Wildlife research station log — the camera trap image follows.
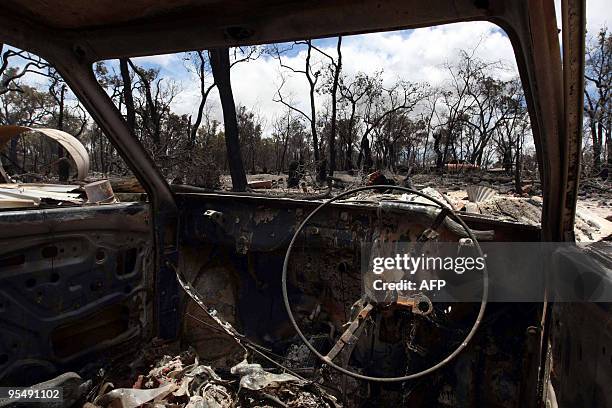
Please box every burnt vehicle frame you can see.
[0,0,606,407]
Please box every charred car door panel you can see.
[0,203,153,386]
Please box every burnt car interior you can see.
[0,0,611,407]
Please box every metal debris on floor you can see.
[86,350,339,408]
[0,180,139,208]
[0,183,83,208]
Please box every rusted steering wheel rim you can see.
[281,185,489,382]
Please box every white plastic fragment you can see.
[230,360,300,391]
[94,383,176,408]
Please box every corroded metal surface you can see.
[0,203,153,385]
[177,193,542,406]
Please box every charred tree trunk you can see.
[250,136,256,174]
[191,51,207,144]
[56,84,70,181]
[514,136,522,194]
[128,60,161,146]
[433,132,443,170]
[591,122,602,173]
[328,36,342,177]
[606,128,611,172]
[357,134,372,171]
[345,142,353,171]
[441,136,451,170]
[56,85,65,131]
[119,58,136,135]
[304,42,321,179]
[190,51,215,145]
[209,47,247,191]
[345,104,356,171]
[280,129,289,173]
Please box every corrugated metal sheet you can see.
[0,125,90,179]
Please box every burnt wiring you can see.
[174,268,343,406]
[168,260,341,401]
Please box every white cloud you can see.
[586,0,610,34]
[132,53,181,68]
